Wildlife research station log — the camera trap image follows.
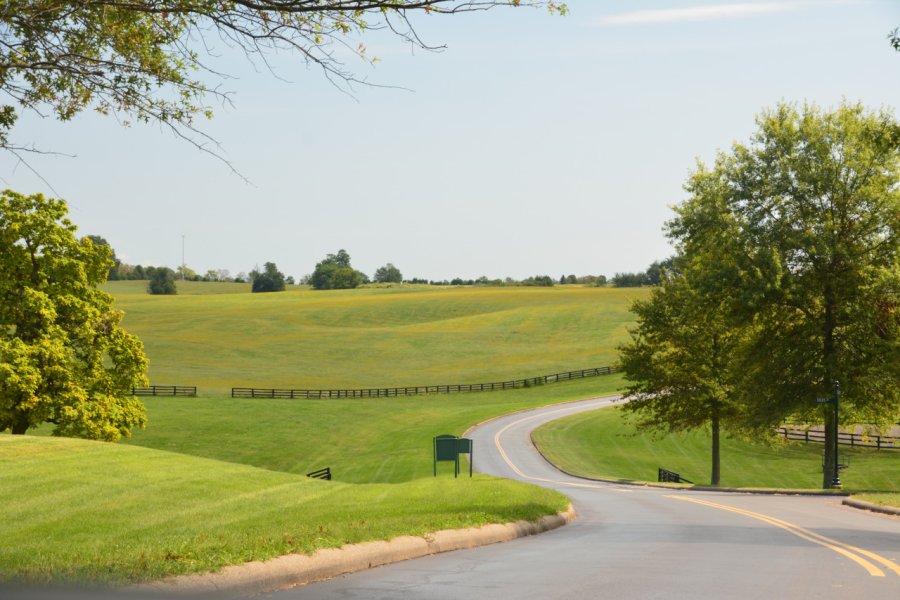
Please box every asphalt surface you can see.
[268,396,900,600]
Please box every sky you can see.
[2,0,899,281]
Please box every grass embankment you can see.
[0,436,567,585]
[104,282,642,394]
[852,493,900,508]
[532,406,899,492]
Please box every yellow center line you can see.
[666,495,898,578]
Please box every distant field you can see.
[532,406,900,492]
[103,282,645,394]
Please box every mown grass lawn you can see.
[103,282,644,394]
[532,405,900,492]
[0,435,568,585]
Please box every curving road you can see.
[269,396,900,599]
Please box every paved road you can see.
[270,396,900,599]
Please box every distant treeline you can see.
[90,236,671,294]
[611,257,677,287]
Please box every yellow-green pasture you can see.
[105,282,646,394]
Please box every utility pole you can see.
[181,234,185,281]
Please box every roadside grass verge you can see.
[532,406,899,491]
[123,376,625,483]
[0,435,568,586]
[104,282,643,394]
[852,493,900,508]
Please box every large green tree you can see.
[0,1,564,155]
[0,190,149,440]
[619,258,744,486]
[669,102,900,488]
[251,261,287,293]
[310,249,364,290]
[148,267,178,295]
[374,263,403,284]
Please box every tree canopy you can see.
[251,262,287,293]
[0,190,149,440]
[663,101,899,488]
[619,258,744,486]
[311,249,365,290]
[374,263,403,284]
[0,1,564,157]
[148,267,178,295]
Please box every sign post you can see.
[433,435,474,478]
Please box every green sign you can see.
[433,435,474,478]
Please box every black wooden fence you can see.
[232,366,617,399]
[132,385,197,397]
[776,427,900,450]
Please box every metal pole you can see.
[832,380,842,489]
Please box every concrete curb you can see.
[842,498,900,516]
[132,505,576,598]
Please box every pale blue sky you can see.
[3,1,898,281]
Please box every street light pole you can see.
[831,380,842,489]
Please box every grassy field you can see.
[124,376,626,483]
[0,435,568,585]
[5,281,634,584]
[103,282,643,393]
[532,406,900,492]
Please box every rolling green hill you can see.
[0,435,567,585]
[104,282,645,393]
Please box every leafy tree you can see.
[251,262,287,293]
[86,235,122,280]
[522,275,554,286]
[311,249,362,290]
[620,257,744,486]
[374,263,403,283]
[177,265,200,281]
[148,267,178,295]
[669,101,900,488]
[611,272,649,287]
[0,1,565,157]
[890,27,900,51]
[0,190,148,440]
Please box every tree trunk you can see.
[10,413,30,435]
[711,411,721,486]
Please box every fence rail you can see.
[776,427,900,450]
[232,366,616,399]
[132,385,197,397]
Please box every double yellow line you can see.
[665,495,900,578]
